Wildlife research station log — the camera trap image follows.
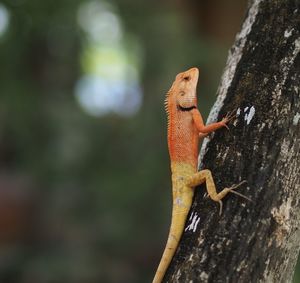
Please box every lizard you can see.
[153,67,250,283]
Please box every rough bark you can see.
[164,0,300,282]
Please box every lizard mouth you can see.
[177,105,196,112]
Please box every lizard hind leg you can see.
[186,170,250,215]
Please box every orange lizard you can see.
[153,67,249,283]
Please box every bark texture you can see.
[164,0,300,282]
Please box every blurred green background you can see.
[0,0,298,282]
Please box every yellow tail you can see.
[153,206,191,283]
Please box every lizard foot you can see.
[227,180,252,201]
[221,110,237,130]
[218,180,251,215]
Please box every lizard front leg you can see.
[186,169,249,215]
[191,108,236,133]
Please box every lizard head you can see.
[167,67,199,111]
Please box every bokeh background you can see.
[0,0,298,282]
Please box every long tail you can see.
[153,205,190,283]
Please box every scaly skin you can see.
[153,67,247,283]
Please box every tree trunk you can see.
[164,0,300,282]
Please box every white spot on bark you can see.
[272,199,292,223]
[280,139,290,157]
[189,212,194,220]
[188,254,194,262]
[271,198,292,247]
[200,251,207,263]
[262,258,274,282]
[284,28,293,38]
[198,231,205,245]
[259,122,266,131]
[236,259,247,272]
[233,108,241,126]
[293,112,300,125]
[175,269,182,279]
[294,37,300,52]
[185,212,200,232]
[200,271,209,281]
[244,106,255,125]
[223,146,229,160]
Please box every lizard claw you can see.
[221,109,237,130]
[223,123,230,131]
[226,110,237,122]
[218,200,223,216]
[227,180,252,202]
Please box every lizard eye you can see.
[179,91,185,96]
[183,76,191,81]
